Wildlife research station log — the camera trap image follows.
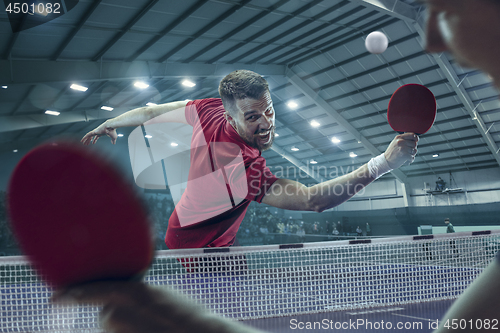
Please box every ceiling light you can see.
[291,147,299,151]
[146,102,157,106]
[310,120,320,128]
[134,81,149,89]
[13,149,18,153]
[331,137,341,144]
[101,106,114,111]
[1,86,7,89]
[145,135,152,139]
[182,80,196,88]
[433,154,439,158]
[70,84,88,92]
[45,110,60,116]
[310,160,318,164]
[287,101,298,109]
[117,134,124,137]
[171,142,179,147]
[349,152,357,158]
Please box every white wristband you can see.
[368,153,392,179]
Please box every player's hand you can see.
[81,121,117,145]
[384,133,419,169]
[53,281,262,333]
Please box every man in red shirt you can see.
[82,70,417,249]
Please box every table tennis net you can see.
[1,230,499,332]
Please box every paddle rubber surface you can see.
[388,84,436,135]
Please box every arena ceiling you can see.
[1,0,499,186]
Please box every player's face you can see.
[423,0,500,85]
[227,91,276,152]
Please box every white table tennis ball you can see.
[365,31,388,54]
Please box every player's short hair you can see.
[444,218,450,222]
[219,70,269,114]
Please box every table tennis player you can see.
[81,69,417,250]
[420,0,500,331]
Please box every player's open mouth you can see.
[256,130,272,144]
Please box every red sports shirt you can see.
[165,98,278,249]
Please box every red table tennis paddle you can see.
[388,84,436,135]
[7,141,153,288]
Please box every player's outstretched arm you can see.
[81,100,189,145]
[434,258,500,332]
[262,133,418,212]
[54,281,265,333]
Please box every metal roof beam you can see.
[233,1,354,64]
[2,15,28,59]
[286,68,409,184]
[412,23,500,168]
[184,0,292,63]
[92,0,159,62]
[126,0,208,62]
[270,10,380,65]
[52,0,102,60]
[0,79,219,135]
[157,0,253,63]
[207,0,324,64]
[352,0,419,22]
[0,59,286,85]
[0,110,108,134]
[283,16,398,66]
[9,85,35,116]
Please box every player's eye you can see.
[265,108,274,117]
